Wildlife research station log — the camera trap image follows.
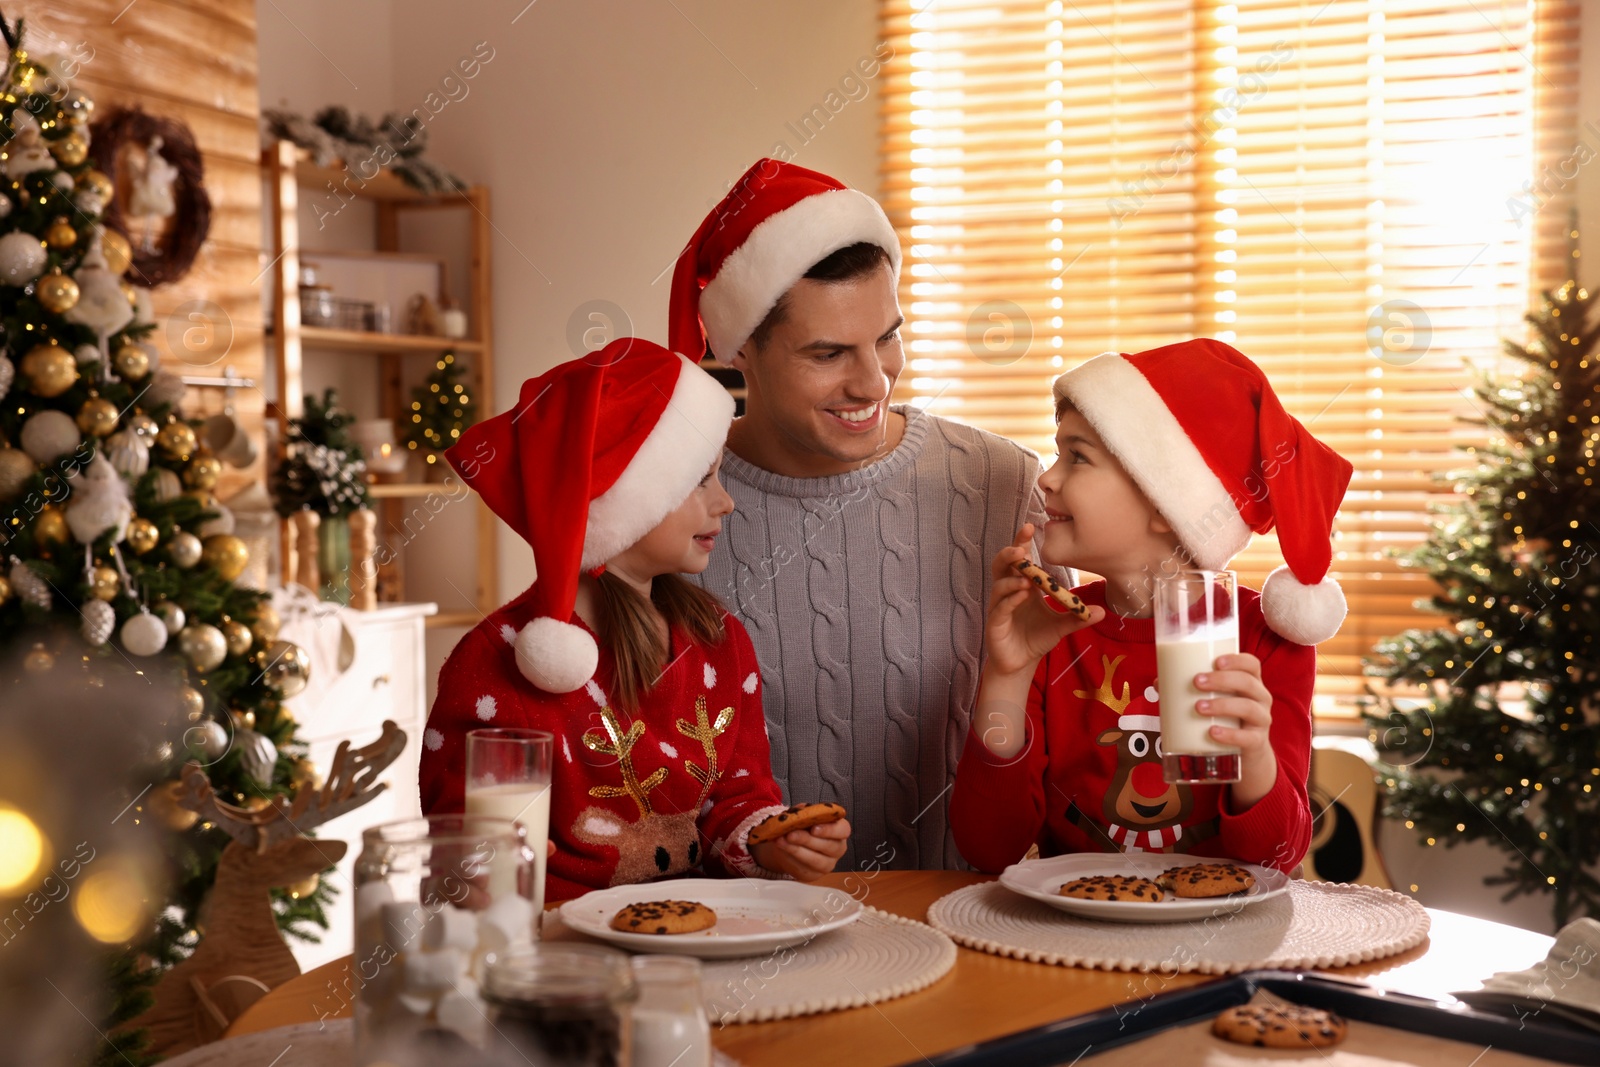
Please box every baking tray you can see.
[916,970,1600,1066]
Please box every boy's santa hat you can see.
[669,157,902,365]
[1053,339,1354,646]
[447,339,735,693]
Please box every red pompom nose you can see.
[1130,760,1168,799]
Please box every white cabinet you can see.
[279,600,436,972]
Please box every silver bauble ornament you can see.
[179,622,227,672]
[119,611,167,656]
[10,560,49,609]
[0,231,46,284]
[150,467,182,502]
[168,531,202,568]
[80,598,114,645]
[191,719,228,760]
[237,728,279,788]
[104,430,150,480]
[155,601,186,635]
[263,640,311,698]
[127,412,159,441]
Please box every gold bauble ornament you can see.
[201,534,249,581]
[125,517,160,555]
[178,685,205,722]
[156,420,197,461]
[63,89,94,126]
[23,645,54,672]
[262,640,311,698]
[150,780,198,831]
[169,531,203,568]
[126,412,160,441]
[101,229,132,276]
[0,574,8,604]
[112,343,150,381]
[45,218,78,250]
[184,453,222,491]
[221,619,253,657]
[81,169,113,201]
[36,270,80,314]
[178,622,227,672]
[90,565,120,601]
[34,505,68,551]
[0,448,32,501]
[21,342,76,397]
[289,757,323,792]
[75,396,120,438]
[249,604,281,647]
[48,131,88,168]
[229,708,255,731]
[286,872,320,900]
[120,279,138,307]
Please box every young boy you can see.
[950,338,1353,874]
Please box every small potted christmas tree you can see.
[402,350,476,479]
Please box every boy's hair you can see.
[594,572,726,712]
[747,241,893,352]
[1054,394,1076,422]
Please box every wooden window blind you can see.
[880,0,1581,705]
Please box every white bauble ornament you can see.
[179,622,227,672]
[149,468,182,502]
[74,188,104,216]
[73,343,99,366]
[20,410,80,464]
[104,430,150,480]
[120,611,167,656]
[0,231,46,284]
[155,601,186,634]
[0,194,12,219]
[142,371,186,411]
[197,504,235,539]
[10,560,50,609]
[65,455,133,544]
[168,531,202,568]
[47,170,74,194]
[80,599,115,645]
[0,355,11,402]
[192,719,228,760]
[63,265,133,337]
[237,728,279,788]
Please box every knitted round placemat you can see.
[927,879,1430,974]
[697,906,957,1024]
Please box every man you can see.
[669,158,1065,869]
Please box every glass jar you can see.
[300,284,335,327]
[631,956,711,1067]
[483,944,638,1067]
[351,815,535,1067]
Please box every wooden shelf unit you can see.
[264,140,496,630]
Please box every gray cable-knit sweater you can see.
[692,406,1061,871]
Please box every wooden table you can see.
[226,871,1556,1066]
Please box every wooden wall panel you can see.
[12,0,264,499]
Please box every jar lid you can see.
[484,944,637,1006]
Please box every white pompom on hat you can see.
[1052,338,1355,645]
[668,157,902,365]
[447,339,735,692]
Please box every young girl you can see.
[419,339,850,899]
[951,339,1352,874]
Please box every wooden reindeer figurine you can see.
[572,696,732,885]
[128,721,407,1056]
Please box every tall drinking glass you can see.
[1154,570,1242,784]
[466,728,553,926]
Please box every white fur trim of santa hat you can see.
[699,188,901,364]
[580,353,735,570]
[514,615,599,693]
[1053,353,1252,568]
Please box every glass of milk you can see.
[631,956,712,1067]
[466,728,554,929]
[1154,570,1242,784]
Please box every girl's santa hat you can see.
[446,340,735,693]
[669,157,902,364]
[1053,339,1354,646]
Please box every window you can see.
[880,0,1581,704]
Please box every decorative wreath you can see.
[88,107,212,287]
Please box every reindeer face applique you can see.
[571,695,732,887]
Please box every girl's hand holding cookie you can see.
[1193,652,1278,809]
[751,817,851,881]
[986,524,1103,678]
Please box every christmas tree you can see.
[1365,246,1600,928]
[402,349,476,469]
[0,23,327,1063]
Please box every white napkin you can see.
[1477,916,1600,1015]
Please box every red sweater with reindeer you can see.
[951,581,1315,874]
[419,584,786,901]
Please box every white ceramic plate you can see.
[558,878,863,959]
[999,853,1291,923]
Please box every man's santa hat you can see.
[446,339,734,693]
[1053,339,1354,646]
[669,157,902,364]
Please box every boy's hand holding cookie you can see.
[1193,653,1278,810]
[749,804,851,881]
[986,524,1104,677]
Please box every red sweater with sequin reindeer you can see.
[951,582,1315,874]
[420,583,787,901]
